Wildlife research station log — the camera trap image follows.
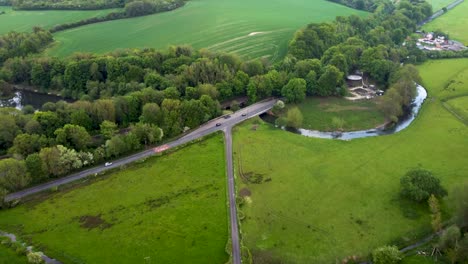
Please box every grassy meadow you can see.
[0,6,119,35]
[45,0,367,60]
[0,246,28,264]
[288,97,385,131]
[233,59,468,263]
[422,0,468,45]
[0,134,229,264]
[428,0,454,10]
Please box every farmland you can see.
[233,59,468,263]
[45,0,367,60]
[422,0,468,45]
[0,6,119,35]
[0,135,229,264]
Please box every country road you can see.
[224,126,241,264]
[4,98,276,264]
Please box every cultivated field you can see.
[422,0,468,45]
[0,135,229,263]
[45,0,367,60]
[0,6,119,35]
[287,97,385,131]
[233,59,468,263]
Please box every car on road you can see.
[216,123,222,127]
[241,113,247,117]
[104,162,113,167]
[224,115,231,119]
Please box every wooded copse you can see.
[0,0,437,199]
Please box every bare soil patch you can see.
[78,215,112,230]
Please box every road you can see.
[4,98,276,264]
[224,126,241,264]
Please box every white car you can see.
[104,162,113,167]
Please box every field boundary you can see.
[418,0,464,26]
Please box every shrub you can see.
[400,168,447,202]
[27,251,44,264]
[372,245,403,264]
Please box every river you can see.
[266,85,428,140]
[0,90,67,110]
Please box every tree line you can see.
[49,0,187,33]
[0,27,53,66]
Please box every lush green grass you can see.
[0,245,28,264]
[402,255,436,264]
[233,59,468,263]
[0,6,119,35]
[45,0,367,60]
[422,0,468,45]
[428,0,453,11]
[446,96,468,123]
[0,134,228,264]
[288,97,385,131]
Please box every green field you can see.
[428,0,454,11]
[0,135,229,263]
[446,96,468,123]
[45,0,367,60]
[233,59,468,263]
[0,6,119,35]
[288,97,385,131]
[0,245,28,264]
[423,0,468,45]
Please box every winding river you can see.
[277,85,427,140]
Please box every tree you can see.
[100,121,118,140]
[438,225,461,251]
[0,114,20,150]
[9,133,42,157]
[271,100,285,115]
[70,110,92,131]
[372,245,403,264]
[453,182,468,228]
[38,146,61,177]
[0,158,31,192]
[33,111,62,137]
[285,107,303,129]
[400,168,447,202]
[131,123,163,146]
[429,194,442,233]
[281,78,306,103]
[317,65,344,96]
[140,103,163,125]
[105,136,125,158]
[55,124,91,151]
[25,153,47,183]
[0,188,7,208]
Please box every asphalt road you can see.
[224,126,241,264]
[4,98,276,264]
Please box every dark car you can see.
[224,115,231,119]
[216,123,222,127]
[241,113,247,117]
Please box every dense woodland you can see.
[0,0,454,198]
